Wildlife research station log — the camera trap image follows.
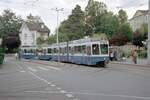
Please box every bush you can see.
[138,50,147,59]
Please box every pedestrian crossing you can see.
[27,66,50,72]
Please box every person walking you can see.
[109,50,114,61]
[132,50,137,64]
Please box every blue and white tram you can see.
[21,38,109,66]
[21,46,37,59]
[67,38,109,66]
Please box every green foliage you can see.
[0,9,23,37]
[36,37,45,45]
[95,12,119,37]
[118,23,133,42]
[59,5,85,41]
[138,50,147,58]
[47,34,56,44]
[139,23,148,40]
[85,0,107,35]
[118,9,128,24]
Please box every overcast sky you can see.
[0,0,148,34]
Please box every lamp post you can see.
[51,8,63,62]
[148,0,150,64]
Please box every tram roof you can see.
[69,37,108,44]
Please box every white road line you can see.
[25,91,66,94]
[28,71,51,85]
[60,90,67,93]
[24,91,150,100]
[57,87,61,90]
[45,66,61,71]
[28,67,37,72]
[38,66,49,71]
[51,84,56,87]
[65,94,74,98]
[20,70,26,73]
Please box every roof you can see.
[130,10,149,20]
[26,21,50,33]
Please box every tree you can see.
[85,0,107,35]
[109,33,128,46]
[118,23,133,42]
[139,23,148,41]
[132,24,148,47]
[118,9,128,25]
[95,12,119,37]
[47,34,56,44]
[3,33,21,53]
[0,9,23,52]
[37,37,45,45]
[0,9,23,37]
[59,5,85,41]
[132,30,144,47]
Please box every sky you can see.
[0,0,148,34]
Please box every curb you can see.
[110,61,150,68]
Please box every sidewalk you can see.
[111,58,150,67]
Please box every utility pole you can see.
[51,8,63,62]
[148,0,150,64]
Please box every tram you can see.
[0,38,4,64]
[21,37,109,67]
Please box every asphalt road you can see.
[0,57,150,100]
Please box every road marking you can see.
[24,91,150,100]
[45,66,61,71]
[20,70,26,73]
[60,90,67,93]
[28,71,51,85]
[51,84,56,87]
[28,67,37,72]
[38,66,49,71]
[65,94,74,98]
[57,87,61,90]
[25,91,66,94]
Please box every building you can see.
[129,10,149,32]
[19,15,50,47]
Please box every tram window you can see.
[82,45,86,54]
[100,44,108,54]
[54,48,58,53]
[87,46,91,55]
[74,46,82,54]
[43,49,47,54]
[92,44,100,55]
[71,47,74,55]
[64,47,67,54]
[24,49,27,53]
[48,48,52,53]
[69,47,71,54]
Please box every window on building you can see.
[92,44,100,55]
[100,44,108,54]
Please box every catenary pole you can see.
[148,0,150,64]
[51,8,63,62]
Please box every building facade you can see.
[19,15,50,47]
[129,10,149,32]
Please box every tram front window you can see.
[100,44,108,54]
[92,44,100,55]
